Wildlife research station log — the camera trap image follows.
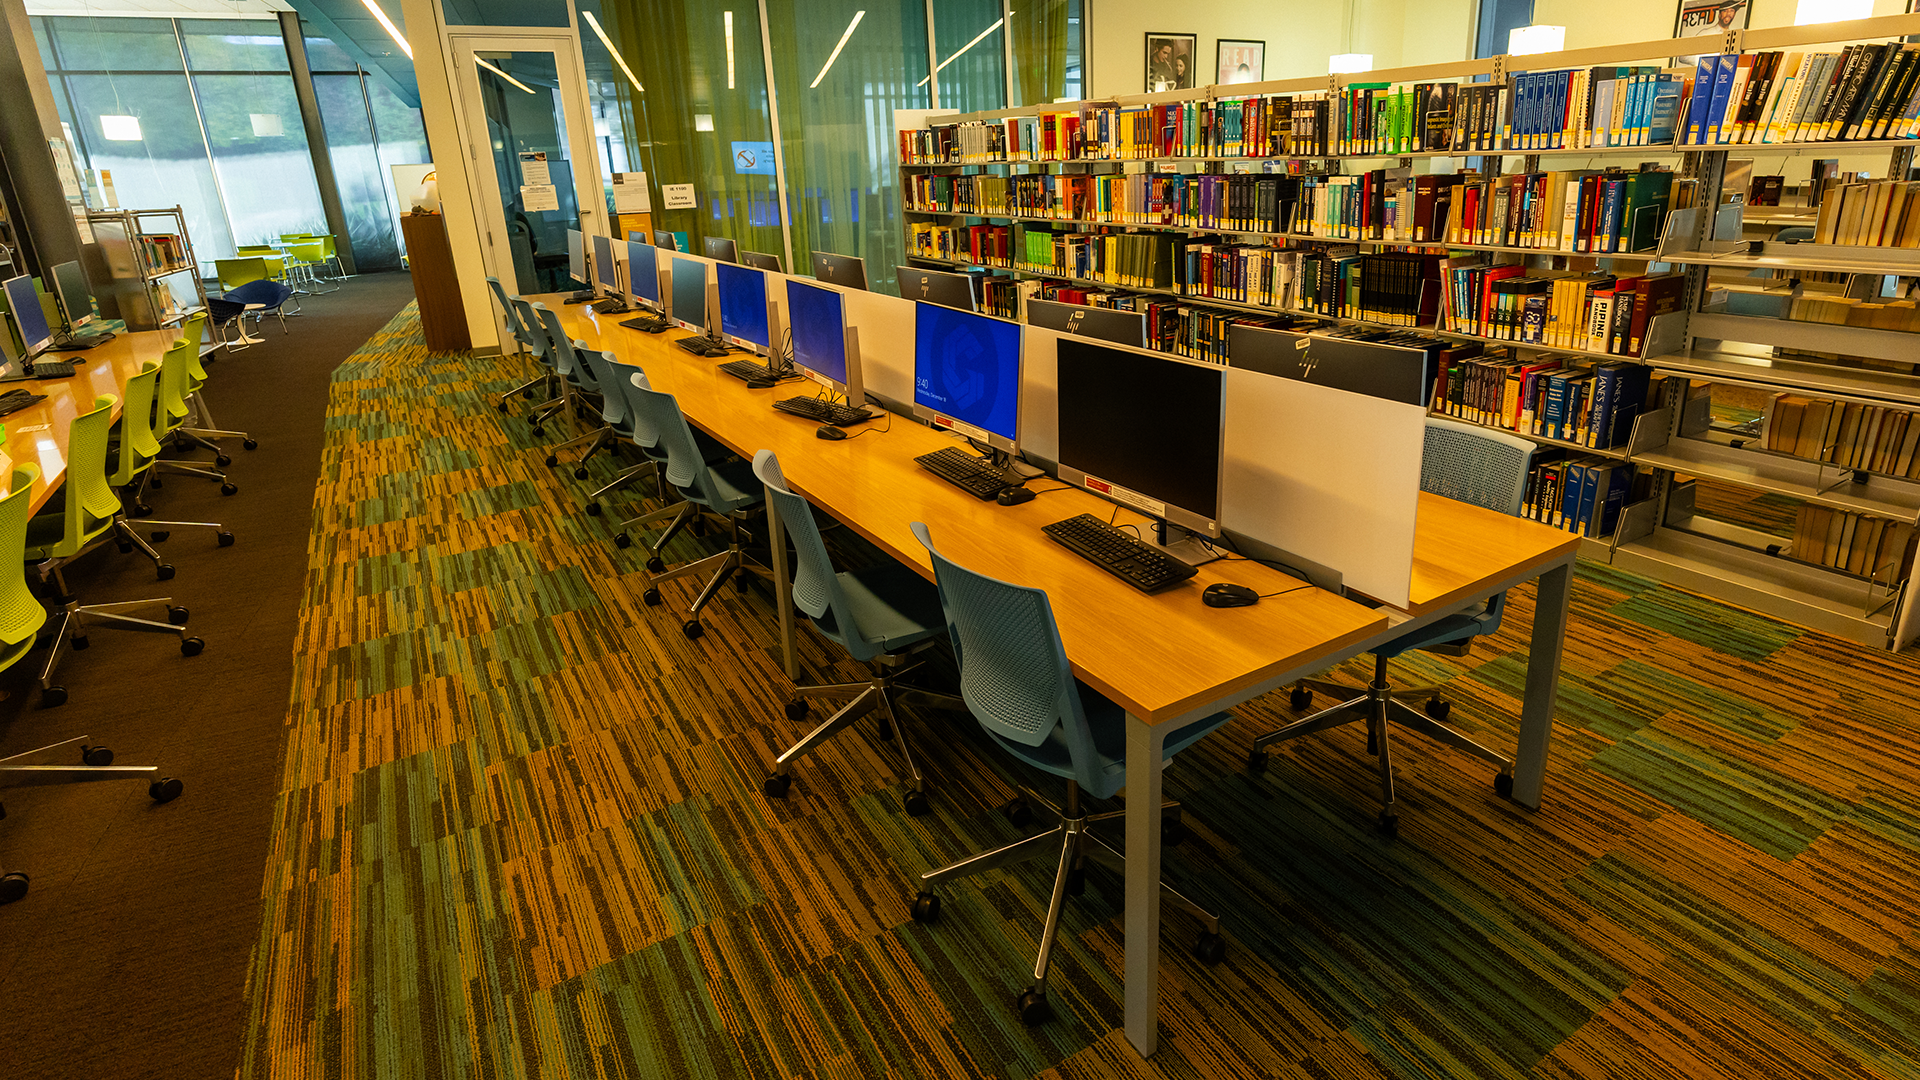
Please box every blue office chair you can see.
[574,347,646,511]
[753,451,967,815]
[1248,416,1534,836]
[222,278,294,337]
[531,307,607,468]
[488,278,552,412]
[907,521,1230,1026]
[628,384,769,639]
[512,299,568,436]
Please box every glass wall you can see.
[309,34,429,272]
[930,0,1007,114]
[182,20,329,246]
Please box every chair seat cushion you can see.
[695,458,763,513]
[988,684,1234,802]
[809,562,946,655]
[1375,607,1492,659]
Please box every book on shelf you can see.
[1679,43,1920,145]
[137,233,187,273]
[1434,357,1671,452]
[1518,451,1646,538]
[1810,179,1920,247]
[1763,395,1920,478]
[1790,505,1918,577]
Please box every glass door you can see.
[451,34,604,296]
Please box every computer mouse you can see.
[746,378,776,389]
[995,486,1035,506]
[815,425,848,440]
[1202,583,1260,608]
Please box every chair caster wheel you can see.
[117,541,135,554]
[81,744,114,766]
[903,790,930,816]
[1425,697,1450,721]
[149,777,184,803]
[217,531,235,547]
[0,872,27,904]
[71,635,89,651]
[573,468,589,480]
[1015,989,1053,1026]
[646,556,666,573]
[133,503,153,517]
[530,427,544,437]
[613,533,631,548]
[181,637,205,656]
[215,454,232,467]
[585,503,602,516]
[763,772,792,798]
[1290,686,1312,710]
[149,476,162,488]
[1064,866,1086,896]
[784,699,808,722]
[243,439,258,450]
[498,401,510,413]
[682,620,703,640]
[157,564,175,581]
[168,606,189,625]
[1004,798,1034,828]
[1161,815,1188,846]
[151,530,170,543]
[1378,811,1399,838]
[643,588,662,606]
[545,454,559,467]
[1246,749,1269,773]
[874,716,894,740]
[41,686,67,707]
[1194,931,1227,966]
[1494,772,1514,798]
[910,891,940,923]
[220,483,238,496]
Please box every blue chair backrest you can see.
[630,384,724,507]
[753,450,881,663]
[486,277,532,349]
[581,348,631,427]
[910,521,1109,792]
[511,298,553,365]
[619,369,664,455]
[1420,417,1533,630]
[226,279,289,307]
[531,305,586,384]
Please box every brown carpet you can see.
[0,273,416,1080]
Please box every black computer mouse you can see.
[1202,583,1260,608]
[815,425,848,440]
[746,378,776,389]
[995,486,1035,506]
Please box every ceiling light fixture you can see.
[582,11,644,93]
[916,16,1003,87]
[811,10,865,89]
[357,0,411,61]
[475,57,536,94]
[724,12,736,90]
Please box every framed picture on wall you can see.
[1217,40,1264,85]
[1674,0,1749,41]
[1145,33,1197,93]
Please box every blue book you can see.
[1588,364,1622,447]
[1552,71,1570,147]
[1557,462,1586,528]
[1648,74,1684,144]
[1593,79,1616,146]
[1599,178,1626,255]
[1604,365,1653,447]
[1573,463,1598,535]
[1591,464,1634,538]
[1684,58,1716,144]
[1543,373,1569,440]
[1704,54,1739,144]
[1625,76,1648,145]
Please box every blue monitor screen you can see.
[593,233,617,290]
[913,303,1021,445]
[626,239,658,304]
[715,262,769,349]
[3,275,51,356]
[669,255,707,330]
[786,279,846,385]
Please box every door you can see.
[450,34,605,296]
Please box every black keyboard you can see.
[1042,513,1199,593]
[720,359,781,382]
[0,360,77,382]
[0,390,46,417]
[774,396,872,426]
[914,446,1010,499]
[53,332,113,350]
[592,298,630,314]
[620,314,669,333]
[676,335,730,358]
[562,291,596,305]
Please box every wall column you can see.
[0,0,85,278]
[282,11,359,275]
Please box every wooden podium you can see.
[400,212,470,353]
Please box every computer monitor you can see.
[742,251,782,273]
[811,251,868,291]
[715,262,772,354]
[592,233,619,295]
[2,275,52,359]
[567,229,586,285]
[668,254,714,335]
[627,230,649,243]
[50,261,95,333]
[654,230,680,252]
[1025,298,1148,347]
[1228,325,1434,407]
[703,236,739,264]
[786,278,862,403]
[911,302,1022,455]
[896,266,976,312]
[1055,337,1226,548]
[626,238,662,310]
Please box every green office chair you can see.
[288,238,337,294]
[173,313,256,462]
[907,521,1229,1025]
[628,384,769,639]
[214,257,268,293]
[114,360,234,550]
[315,234,346,280]
[0,462,183,903]
[147,334,237,496]
[754,451,966,814]
[27,395,205,707]
[1247,417,1535,836]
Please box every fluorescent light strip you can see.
[476,56,537,94]
[724,11,735,90]
[916,17,1002,87]
[582,10,644,93]
[358,0,411,61]
[810,10,865,89]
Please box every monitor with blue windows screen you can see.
[912,302,1022,455]
[786,278,861,403]
[715,262,771,354]
[3,275,52,359]
[592,233,619,294]
[626,239,661,310]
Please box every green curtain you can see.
[1010,0,1071,108]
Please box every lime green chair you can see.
[116,359,235,549]
[214,257,268,293]
[316,234,346,279]
[286,238,337,294]
[26,394,205,708]
[146,335,236,495]
[171,314,254,460]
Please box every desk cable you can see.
[1196,534,1316,597]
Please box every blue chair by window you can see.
[753,451,967,815]
[906,521,1229,1026]
[222,278,295,339]
[1248,416,1534,836]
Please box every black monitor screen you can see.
[669,255,708,330]
[626,239,659,304]
[592,233,617,291]
[913,303,1021,446]
[3,275,52,357]
[896,266,976,312]
[1056,338,1224,525]
[703,236,739,264]
[811,251,867,291]
[51,261,94,330]
[715,262,769,349]
[1026,298,1147,347]
[787,279,847,385]
[742,251,782,273]
[567,229,585,283]
[655,230,680,252]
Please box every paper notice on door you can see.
[521,184,560,212]
[662,184,696,210]
[518,151,551,186]
[612,172,651,212]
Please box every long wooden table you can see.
[3,329,178,513]
[545,297,1579,1058]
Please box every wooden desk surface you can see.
[547,299,1391,725]
[3,329,175,513]
[1408,492,1583,616]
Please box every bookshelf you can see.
[85,206,208,333]
[897,11,1920,651]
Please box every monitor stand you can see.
[1148,522,1227,568]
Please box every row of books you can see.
[1521,455,1643,539]
[1288,250,1440,328]
[137,233,189,272]
[1763,395,1920,478]
[1775,292,1920,334]
[1434,358,1669,451]
[1789,506,1917,578]
[1682,44,1920,146]
[1437,263,1683,357]
[1010,229,1178,290]
[1810,180,1920,247]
